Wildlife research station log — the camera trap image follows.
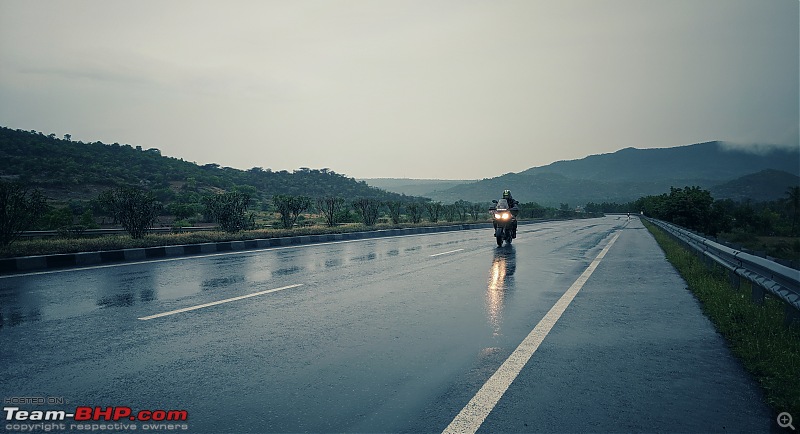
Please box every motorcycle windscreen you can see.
[496,199,509,210]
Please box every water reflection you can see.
[0,307,42,328]
[201,275,245,290]
[0,282,43,329]
[486,246,516,336]
[351,252,377,262]
[97,293,135,307]
[272,266,303,277]
[96,271,156,309]
[325,258,342,268]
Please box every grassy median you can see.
[0,222,445,259]
[644,220,800,417]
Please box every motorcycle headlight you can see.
[494,213,502,219]
[502,212,510,219]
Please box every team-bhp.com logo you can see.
[5,406,188,432]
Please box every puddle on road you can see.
[97,293,136,307]
[0,308,42,328]
[201,275,245,290]
[272,266,303,277]
[351,252,377,262]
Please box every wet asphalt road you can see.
[1,217,773,433]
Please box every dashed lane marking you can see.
[429,249,465,257]
[137,284,304,321]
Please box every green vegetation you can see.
[202,191,254,233]
[644,220,800,417]
[0,218,505,259]
[0,126,419,233]
[589,185,800,263]
[0,127,408,201]
[315,197,346,227]
[272,195,312,229]
[0,206,603,259]
[98,187,162,239]
[0,181,46,246]
[352,198,381,226]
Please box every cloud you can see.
[718,140,799,155]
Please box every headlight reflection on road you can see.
[486,247,516,337]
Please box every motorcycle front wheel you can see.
[496,236,503,246]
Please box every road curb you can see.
[1,221,547,275]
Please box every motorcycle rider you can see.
[503,190,519,237]
[493,190,519,238]
[502,190,519,209]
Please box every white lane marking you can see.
[443,231,621,434]
[1,230,483,279]
[430,249,465,257]
[137,283,303,321]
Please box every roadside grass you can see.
[644,220,800,417]
[719,231,800,265]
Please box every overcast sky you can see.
[1,0,797,179]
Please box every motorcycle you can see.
[490,198,518,246]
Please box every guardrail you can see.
[18,227,217,238]
[645,217,800,325]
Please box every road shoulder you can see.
[481,218,772,432]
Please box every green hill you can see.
[0,126,414,204]
[710,169,800,202]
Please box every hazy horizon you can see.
[1,0,798,179]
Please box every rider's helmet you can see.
[502,190,511,199]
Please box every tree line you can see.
[0,181,464,245]
[4,177,797,248]
[587,185,800,237]
[0,178,600,246]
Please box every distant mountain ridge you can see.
[521,141,799,181]
[422,141,800,205]
[358,178,477,197]
[710,169,800,202]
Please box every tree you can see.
[98,187,162,239]
[469,203,484,221]
[786,186,800,236]
[454,200,471,221]
[316,197,346,227]
[443,204,458,222]
[663,186,713,233]
[353,198,381,226]
[386,201,403,224]
[167,203,199,221]
[0,181,47,246]
[40,207,73,230]
[406,202,424,224]
[424,201,443,223]
[273,195,312,229]
[203,191,252,233]
[79,209,100,229]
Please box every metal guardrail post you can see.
[728,269,741,290]
[751,284,765,305]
